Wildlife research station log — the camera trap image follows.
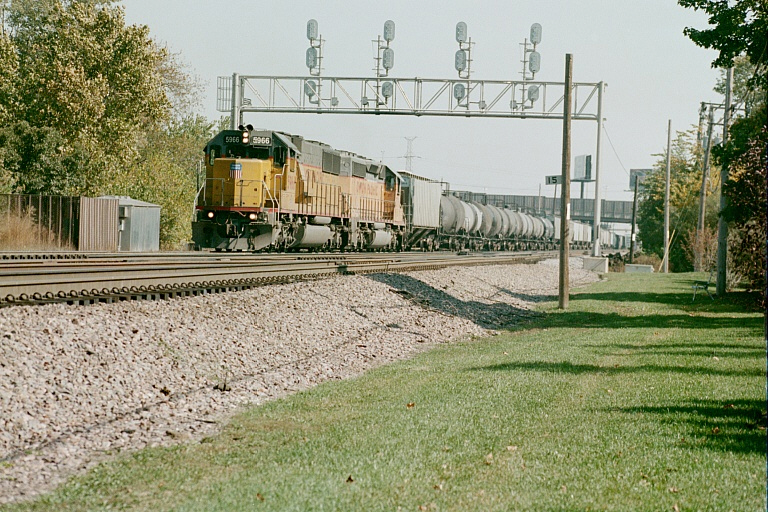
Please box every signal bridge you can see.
[218,73,607,257]
[218,75,603,122]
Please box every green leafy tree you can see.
[1,0,169,195]
[0,0,218,247]
[0,32,17,192]
[637,129,713,271]
[679,0,766,296]
[107,50,212,247]
[679,0,767,89]
[714,56,766,115]
[116,115,214,248]
[720,113,767,293]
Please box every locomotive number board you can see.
[250,132,272,146]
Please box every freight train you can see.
[192,127,604,252]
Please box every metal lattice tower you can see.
[402,136,419,172]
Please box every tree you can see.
[105,49,212,247]
[113,115,214,248]
[0,0,217,247]
[0,32,15,124]
[0,32,16,192]
[1,0,170,195]
[637,128,716,271]
[679,0,766,299]
[678,0,767,89]
[721,112,767,294]
[714,56,766,115]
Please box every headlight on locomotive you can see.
[206,211,215,219]
[249,213,257,221]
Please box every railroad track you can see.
[0,251,555,307]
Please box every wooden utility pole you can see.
[696,106,715,271]
[559,54,573,310]
[630,177,639,263]
[716,67,733,296]
[663,120,672,273]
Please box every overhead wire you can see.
[602,124,630,177]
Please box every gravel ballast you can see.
[0,259,599,504]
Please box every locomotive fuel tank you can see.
[367,230,393,248]
[290,224,332,248]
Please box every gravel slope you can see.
[0,259,599,504]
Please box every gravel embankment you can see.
[0,259,599,504]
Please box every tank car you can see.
[193,127,405,251]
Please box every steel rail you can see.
[0,251,554,307]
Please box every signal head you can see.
[307,19,319,41]
[455,49,467,72]
[453,83,466,101]
[305,79,317,97]
[527,85,540,102]
[382,81,393,99]
[529,51,541,74]
[382,48,394,70]
[456,22,467,43]
[530,23,542,45]
[383,20,396,42]
[306,47,318,70]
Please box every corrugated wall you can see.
[410,178,442,228]
[122,205,160,252]
[78,197,119,251]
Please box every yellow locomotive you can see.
[193,126,405,251]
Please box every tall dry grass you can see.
[0,208,72,251]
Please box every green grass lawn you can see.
[5,272,766,511]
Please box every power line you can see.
[602,124,630,177]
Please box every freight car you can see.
[400,171,592,252]
[193,127,600,253]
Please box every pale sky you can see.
[121,0,722,202]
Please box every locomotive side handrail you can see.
[298,182,342,218]
[352,197,396,223]
[232,179,281,212]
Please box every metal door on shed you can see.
[121,203,160,251]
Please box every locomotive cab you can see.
[200,128,290,210]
